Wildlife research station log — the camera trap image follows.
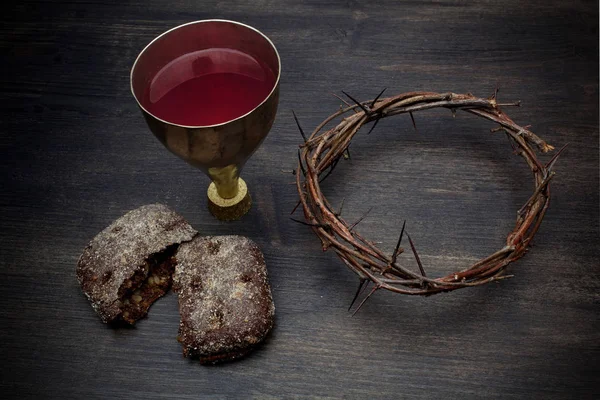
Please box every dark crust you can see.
[173,235,275,364]
[76,204,197,323]
[198,348,252,365]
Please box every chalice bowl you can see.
[131,20,280,220]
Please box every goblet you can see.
[130,20,280,220]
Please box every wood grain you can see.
[1,0,598,398]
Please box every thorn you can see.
[496,274,514,281]
[406,232,427,277]
[497,101,521,107]
[292,110,307,143]
[289,217,329,229]
[505,132,521,154]
[341,90,369,114]
[366,115,381,135]
[451,108,457,118]
[490,126,504,133]
[349,207,373,230]
[370,87,387,108]
[319,158,338,183]
[343,146,351,160]
[336,197,345,216]
[545,143,569,172]
[332,92,352,108]
[331,92,357,113]
[290,200,301,215]
[391,220,406,265]
[321,198,336,216]
[351,285,379,316]
[318,167,334,183]
[409,112,417,132]
[491,87,499,100]
[297,150,306,176]
[348,279,368,311]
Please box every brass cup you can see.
[130,20,281,220]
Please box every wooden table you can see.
[2,1,598,398]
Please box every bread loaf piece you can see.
[76,204,197,324]
[174,235,274,364]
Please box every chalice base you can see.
[207,178,252,221]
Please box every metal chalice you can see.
[130,20,280,220]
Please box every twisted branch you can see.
[292,91,564,313]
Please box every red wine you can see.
[142,48,276,126]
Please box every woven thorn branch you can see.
[292,90,566,314]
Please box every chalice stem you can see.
[208,165,239,199]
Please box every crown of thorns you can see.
[291,90,566,314]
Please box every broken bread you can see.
[76,204,196,324]
[173,235,275,364]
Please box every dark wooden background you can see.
[2,1,598,398]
